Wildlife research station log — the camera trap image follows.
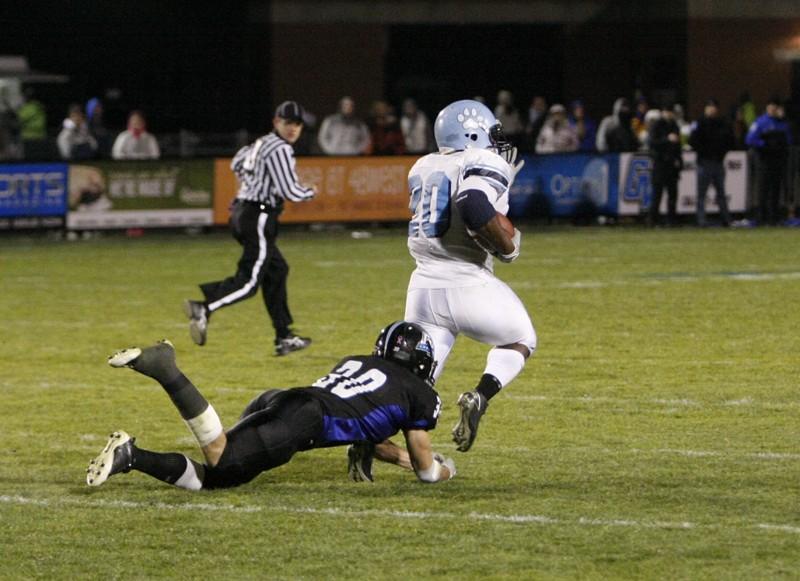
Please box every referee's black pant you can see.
[199,200,293,337]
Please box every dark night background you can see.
[2,1,799,137]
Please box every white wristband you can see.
[416,457,443,483]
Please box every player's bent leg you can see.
[108,339,179,383]
[86,431,205,490]
[404,288,457,381]
[86,431,135,486]
[450,281,537,451]
[239,389,286,419]
[109,339,225,461]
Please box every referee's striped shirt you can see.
[231,132,314,206]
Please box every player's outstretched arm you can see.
[375,439,413,470]
[403,429,456,483]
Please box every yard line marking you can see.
[491,446,800,461]
[512,270,800,291]
[504,393,800,410]
[1,495,798,535]
[758,524,800,534]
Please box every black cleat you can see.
[347,440,375,483]
[275,334,312,356]
[183,300,208,346]
[452,391,488,452]
[108,339,178,382]
[86,431,135,487]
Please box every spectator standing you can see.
[639,108,662,151]
[317,96,370,155]
[86,97,112,157]
[745,96,793,225]
[631,97,649,144]
[18,87,46,141]
[367,100,406,155]
[568,100,597,152]
[112,110,160,160]
[596,98,638,152]
[494,90,524,144]
[689,98,735,227]
[535,104,579,154]
[399,98,433,154]
[524,95,548,151]
[732,92,757,149]
[647,102,683,227]
[57,104,97,160]
[18,87,47,159]
[673,104,692,148]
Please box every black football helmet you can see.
[374,321,436,385]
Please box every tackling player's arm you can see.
[403,428,456,483]
[375,439,413,470]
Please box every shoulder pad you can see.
[461,149,512,193]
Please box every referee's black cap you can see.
[275,100,304,123]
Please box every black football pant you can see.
[199,200,293,336]
[649,166,678,226]
[757,160,785,225]
[202,391,324,489]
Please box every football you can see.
[496,212,515,237]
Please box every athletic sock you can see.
[162,373,210,420]
[475,373,502,402]
[160,373,224,448]
[132,447,203,490]
[482,347,527,391]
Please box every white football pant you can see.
[405,278,537,381]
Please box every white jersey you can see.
[407,148,512,288]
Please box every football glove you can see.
[433,453,456,480]
[497,228,522,263]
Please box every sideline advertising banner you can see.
[617,151,748,216]
[214,156,415,225]
[509,153,619,218]
[0,163,68,229]
[66,160,214,230]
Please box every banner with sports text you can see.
[213,156,416,225]
[0,163,68,229]
[66,160,214,230]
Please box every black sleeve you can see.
[455,188,496,231]
[404,387,441,431]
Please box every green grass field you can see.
[1,225,798,579]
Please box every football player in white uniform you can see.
[347,100,537,479]
[404,99,537,452]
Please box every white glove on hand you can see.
[497,228,522,263]
[433,453,457,480]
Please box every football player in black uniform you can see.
[86,322,456,490]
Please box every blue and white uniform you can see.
[404,147,537,379]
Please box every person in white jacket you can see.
[111,110,160,159]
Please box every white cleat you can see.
[108,347,143,368]
[86,431,135,487]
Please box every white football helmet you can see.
[434,99,512,155]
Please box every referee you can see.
[184,101,316,355]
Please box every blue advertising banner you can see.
[0,163,68,217]
[509,153,620,218]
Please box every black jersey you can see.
[297,355,441,446]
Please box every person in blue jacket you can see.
[745,97,793,225]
